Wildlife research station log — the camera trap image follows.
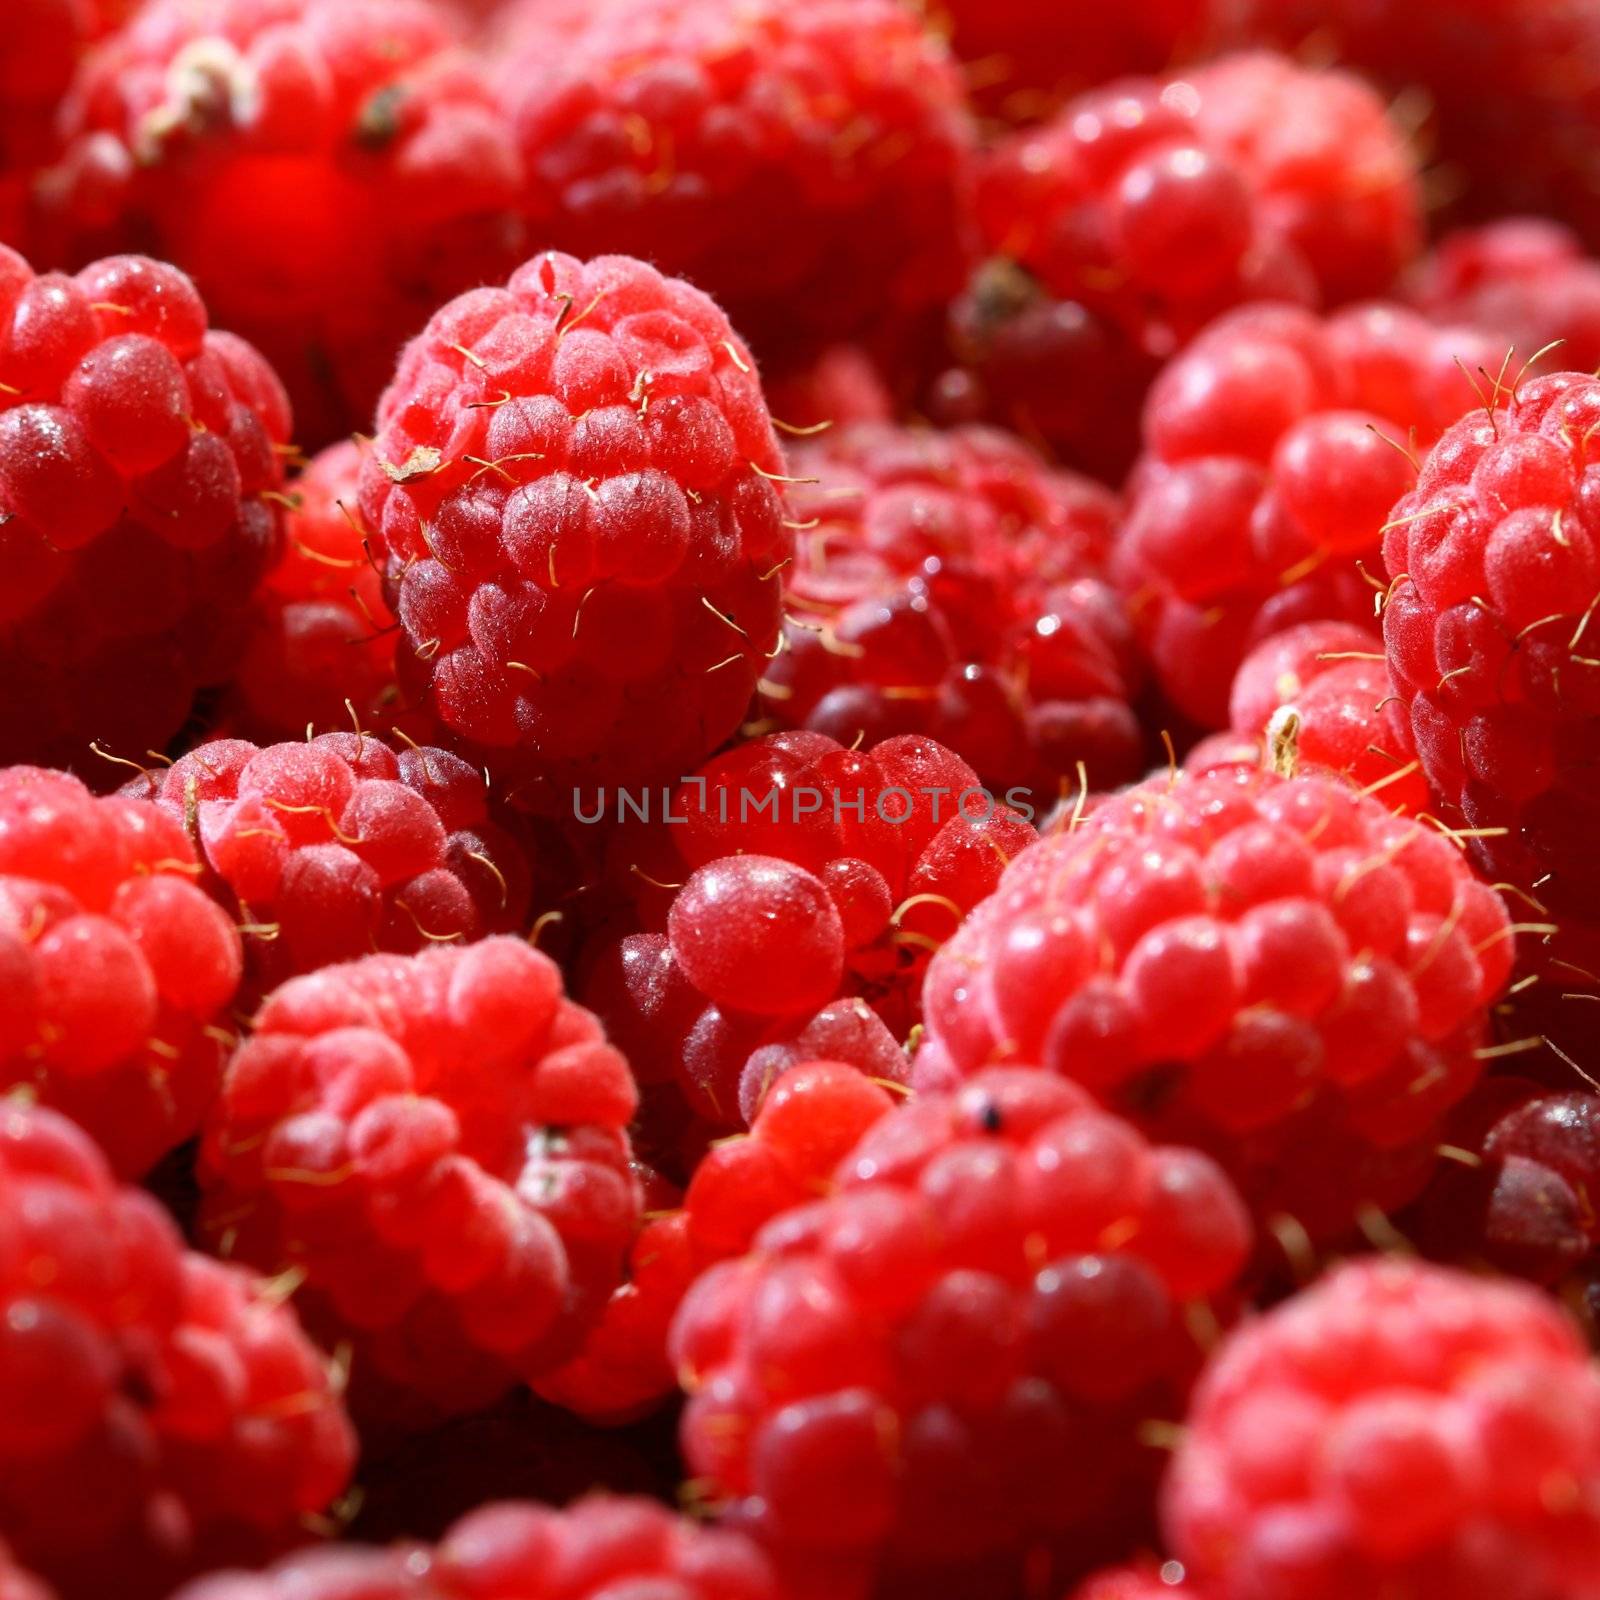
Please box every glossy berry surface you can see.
[1166,1258,1600,1600]
[761,422,1143,806]
[496,0,975,369]
[0,246,289,770]
[0,764,242,1176]
[918,765,1514,1237]
[44,0,523,445]
[673,1068,1250,1599]
[358,250,790,794]
[1117,301,1494,725]
[1382,369,1600,917]
[199,938,641,1422]
[0,1100,354,1600]
[172,1495,780,1600]
[589,730,1036,1130]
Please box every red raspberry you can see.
[587,731,1036,1128]
[1165,1258,1600,1599]
[1203,620,1427,817]
[1380,368,1600,916]
[978,53,1419,363]
[1116,301,1495,726]
[230,442,400,743]
[1410,219,1600,378]
[0,1100,354,1600]
[539,1059,898,1421]
[494,0,976,369]
[357,251,790,793]
[137,733,530,992]
[917,765,1515,1237]
[760,423,1144,806]
[0,246,289,771]
[0,764,242,1177]
[673,1068,1251,1598]
[199,938,642,1421]
[43,0,522,446]
[764,347,894,437]
[172,1496,780,1600]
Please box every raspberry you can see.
[1410,219,1600,379]
[0,1100,354,1600]
[198,938,642,1421]
[1165,1258,1600,1599]
[171,1496,780,1600]
[230,443,400,743]
[0,246,289,772]
[539,1059,898,1421]
[0,764,243,1177]
[672,1068,1251,1598]
[978,53,1419,363]
[357,251,791,793]
[1380,368,1600,916]
[917,764,1515,1237]
[137,733,530,992]
[1206,620,1427,817]
[764,347,894,437]
[1116,301,1496,726]
[43,0,523,446]
[759,423,1144,806]
[587,731,1036,1128]
[495,0,976,368]
[1408,1079,1600,1330]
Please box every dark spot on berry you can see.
[976,1099,1002,1133]
[1116,1063,1184,1119]
[355,85,409,150]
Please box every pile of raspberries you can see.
[7,2,1600,1598]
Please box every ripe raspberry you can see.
[494,0,976,369]
[1410,219,1600,378]
[230,443,399,743]
[43,0,522,445]
[0,246,289,771]
[917,764,1515,1237]
[357,250,790,793]
[1380,368,1600,916]
[1210,620,1427,816]
[760,422,1144,806]
[539,1059,898,1421]
[0,764,243,1177]
[172,1496,780,1600]
[673,1068,1251,1598]
[199,938,642,1421]
[0,1100,354,1600]
[136,733,530,992]
[1165,1258,1600,1599]
[1116,301,1495,726]
[978,53,1419,363]
[764,347,894,437]
[588,731,1036,1128]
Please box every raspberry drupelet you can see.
[135,732,530,992]
[172,1496,781,1600]
[357,250,791,797]
[230,442,399,744]
[760,422,1144,807]
[1197,619,1427,817]
[917,764,1514,1238]
[494,0,976,370]
[1382,369,1600,919]
[0,246,290,772]
[1165,1258,1600,1600]
[0,1100,354,1600]
[587,730,1036,1131]
[1116,301,1497,726]
[978,52,1420,364]
[199,938,642,1422]
[0,764,242,1177]
[42,0,523,446]
[539,1059,898,1421]
[672,1068,1251,1600]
